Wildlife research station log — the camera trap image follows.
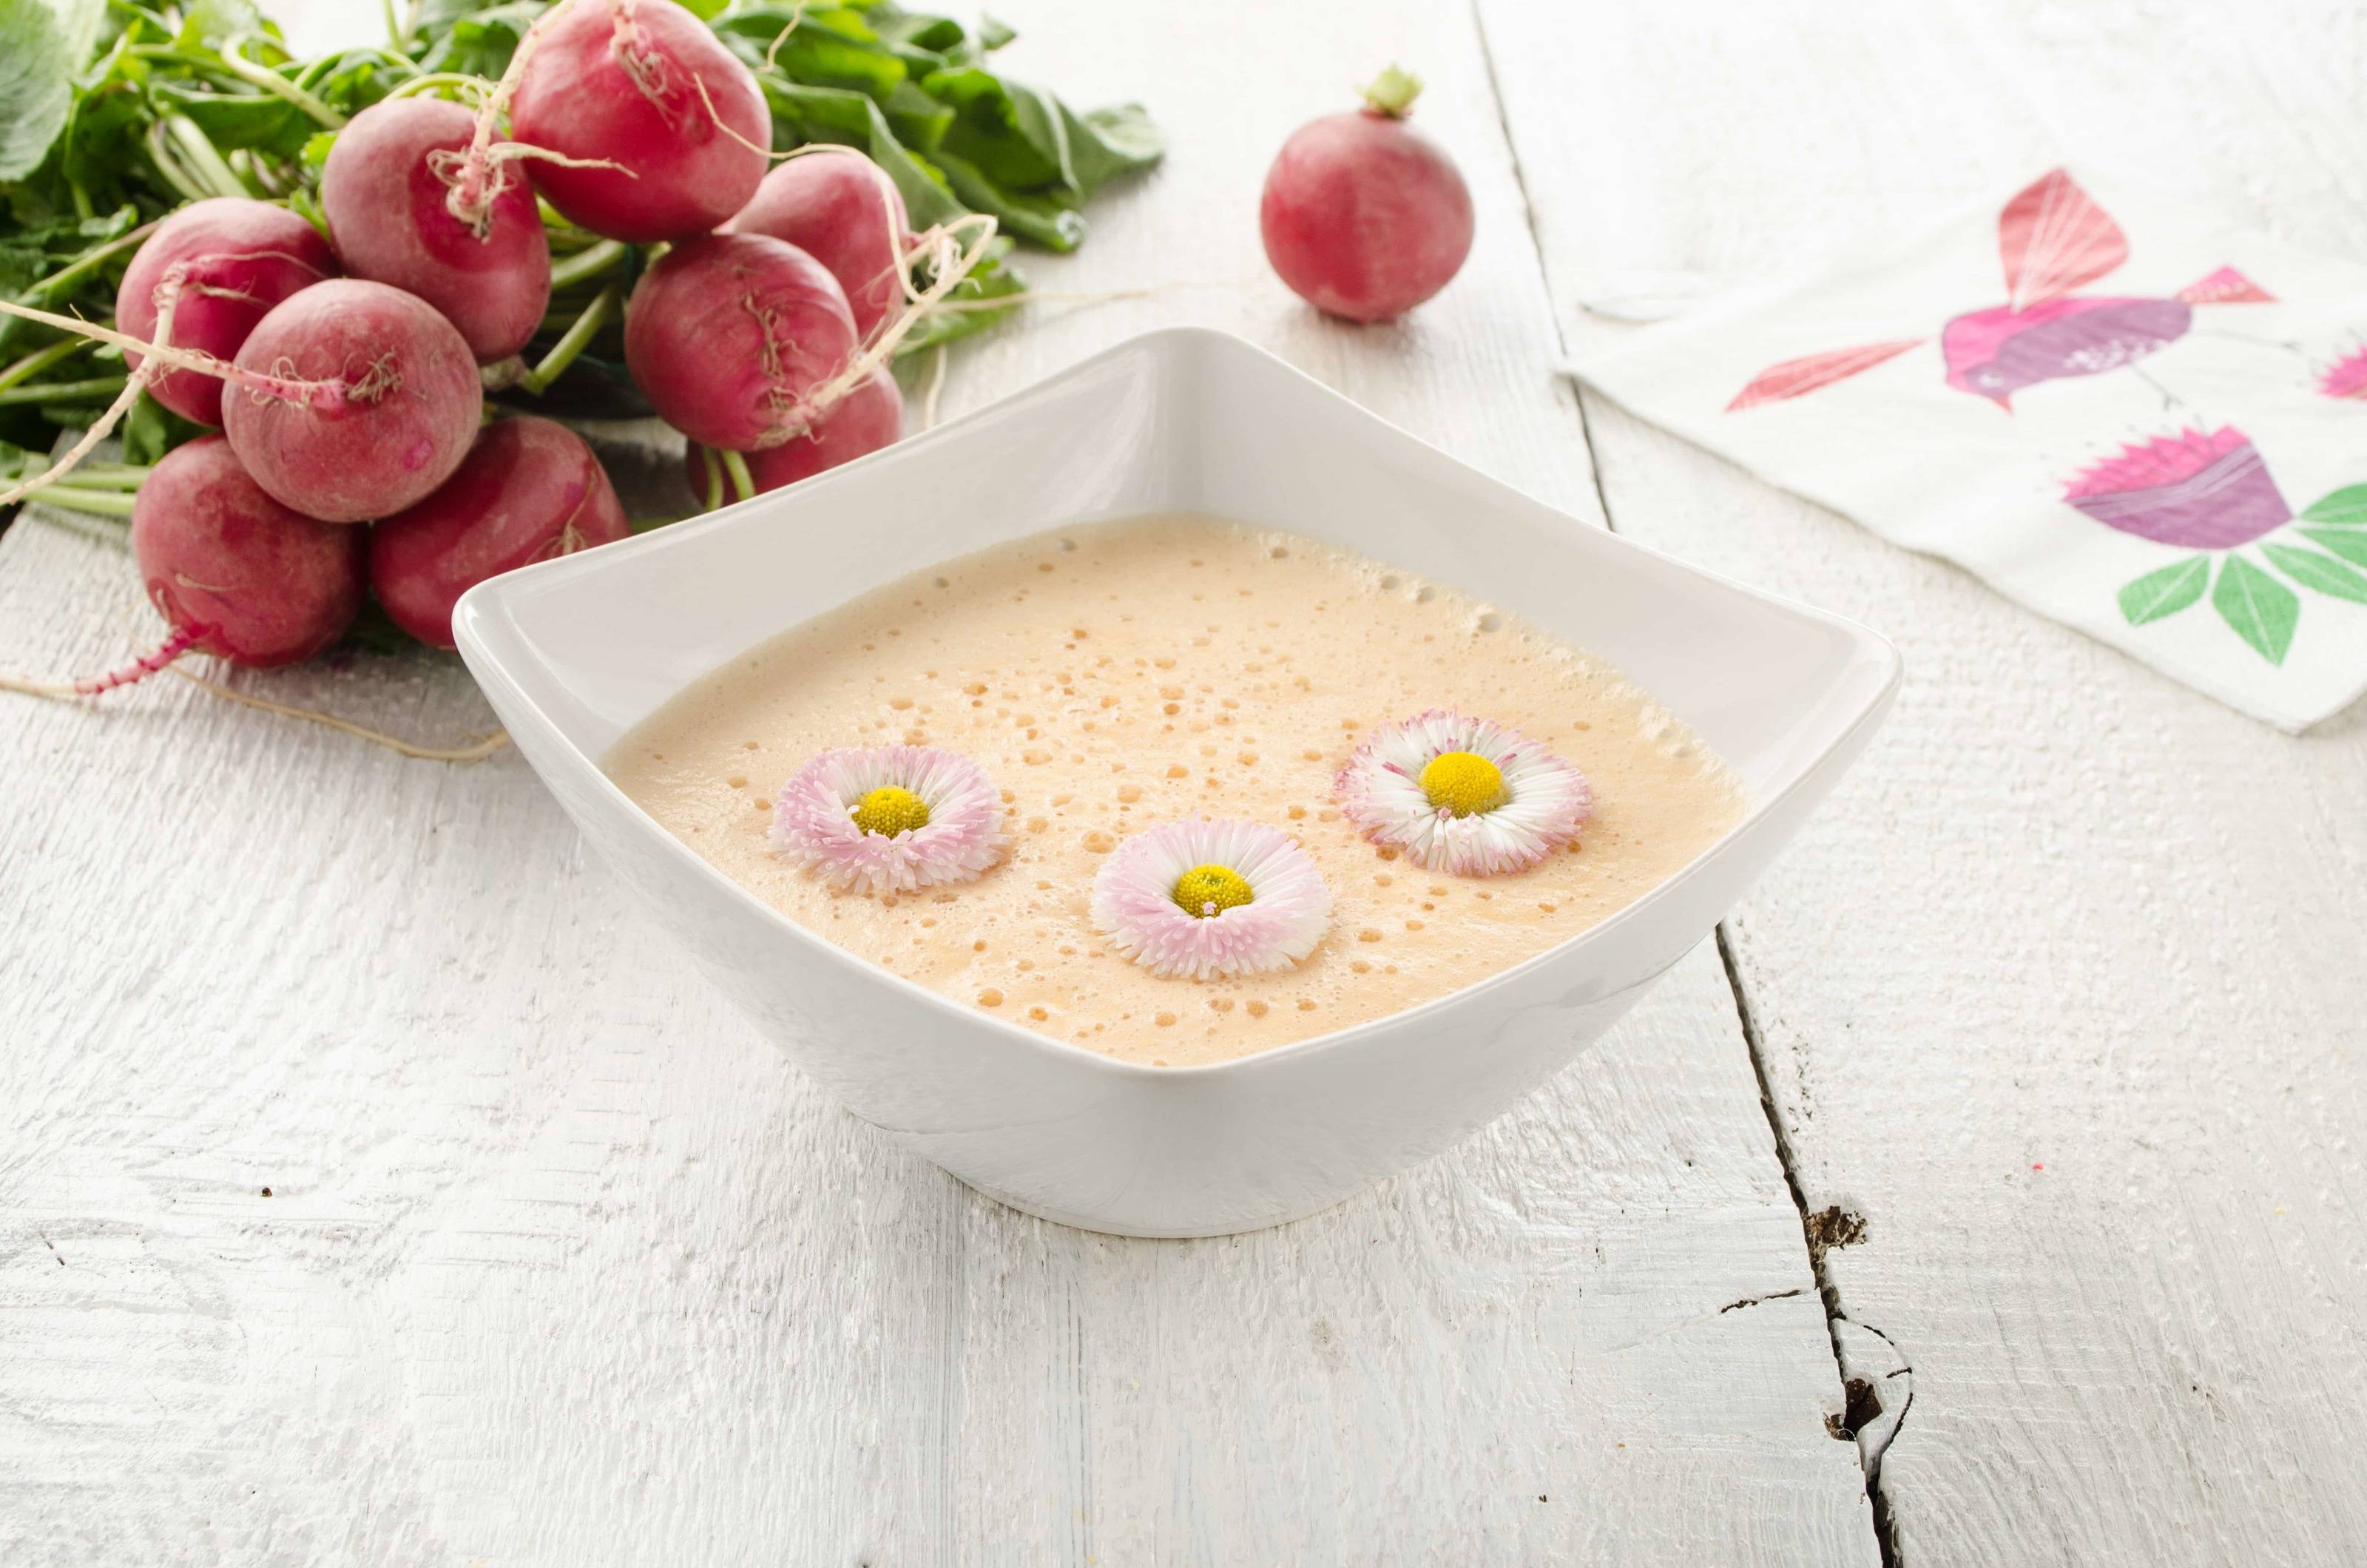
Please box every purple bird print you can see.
[1729,170,2273,411]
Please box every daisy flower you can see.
[1091,819,1333,980]
[771,744,1007,894]
[1336,709,1590,876]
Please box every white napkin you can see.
[1573,167,2367,731]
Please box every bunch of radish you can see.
[2,0,995,709]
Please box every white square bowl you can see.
[454,328,1897,1237]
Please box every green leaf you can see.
[923,66,1069,192]
[2262,539,2367,602]
[2299,483,2367,527]
[117,390,199,467]
[159,84,310,158]
[931,146,1084,249]
[2298,527,2367,570]
[47,0,107,69]
[2212,554,2300,664]
[2117,555,2209,624]
[760,81,967,231]
[175,0,265,51]
[0,0,74,181]
[1063,101,1161,197]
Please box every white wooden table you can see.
[5,2,2364,1563]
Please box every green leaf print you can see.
[2298,527,2367,570]
[2212,555,2300,664]
[2117,555,2209,624]
[2299,484,2367,527]
[2262,541,2367,602]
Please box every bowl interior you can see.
[457,328,1894,830]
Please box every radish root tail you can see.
[768,213,996,446]
[442,0,579,230]
[0,622,200,700]
[0,268,197,512]
[168,666,513,763]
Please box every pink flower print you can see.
[2063,428,2290,549]
[2316,345,2367,400]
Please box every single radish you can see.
[730,149,911,342]
[683,366,904,505]
[624,232,857,451]
[369,416,630,649]
[132,434,365,672]
[321,96,552,364]
[504,0,772,243]
[220,280,483,523]
[114,198,338,425]
[1259,67,1474,323]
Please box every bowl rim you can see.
[457,326,1901,1083]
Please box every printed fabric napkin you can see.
[1573,167,2367,731]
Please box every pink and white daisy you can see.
[1336,709,1590,876]
[771,744,1007,894]
[1090,819,1332,981]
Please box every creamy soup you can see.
[609,516,1744,1066]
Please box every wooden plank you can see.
[0,1,1877,1561]
[1481,0,2367,1561]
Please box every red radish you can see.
[114,198,338,425]
[731,149,911,341]
[220,280,484,523]
[132,434,365,670]
[683,366,904,504]
[1259,67,1473,323]
[505,0,772,243]
[321,96,553,364]
[369,416,630,649]
[624,232,857,452]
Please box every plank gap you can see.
[1718,925,1902,1568]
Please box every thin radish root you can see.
[0,270,197,513]
[777,212,995,444]
[169,666,513,762]
[0,624,200,700]
[440,0,575,229]
[429,141,637,237]
[764,0,808,68]
[0,292,345,418]
[920,342,948,431]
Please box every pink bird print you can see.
[1729,169,2273,411]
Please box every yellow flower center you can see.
[1172,863,1255,918]
[1419,750,1507,817]
[850,785,931,837]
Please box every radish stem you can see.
[547,238,627,291]
[723,449,754,501]
[519,283,618,393]
[12,222,161,312]
[220,36,348,129]
[164,115,251,200]
[145,121,215,204]
[16,487,137,518]
[0,339,88,392]
[701,445,723,511]
[0,376,126,406]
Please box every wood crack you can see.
[1717,925,1905,1568]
